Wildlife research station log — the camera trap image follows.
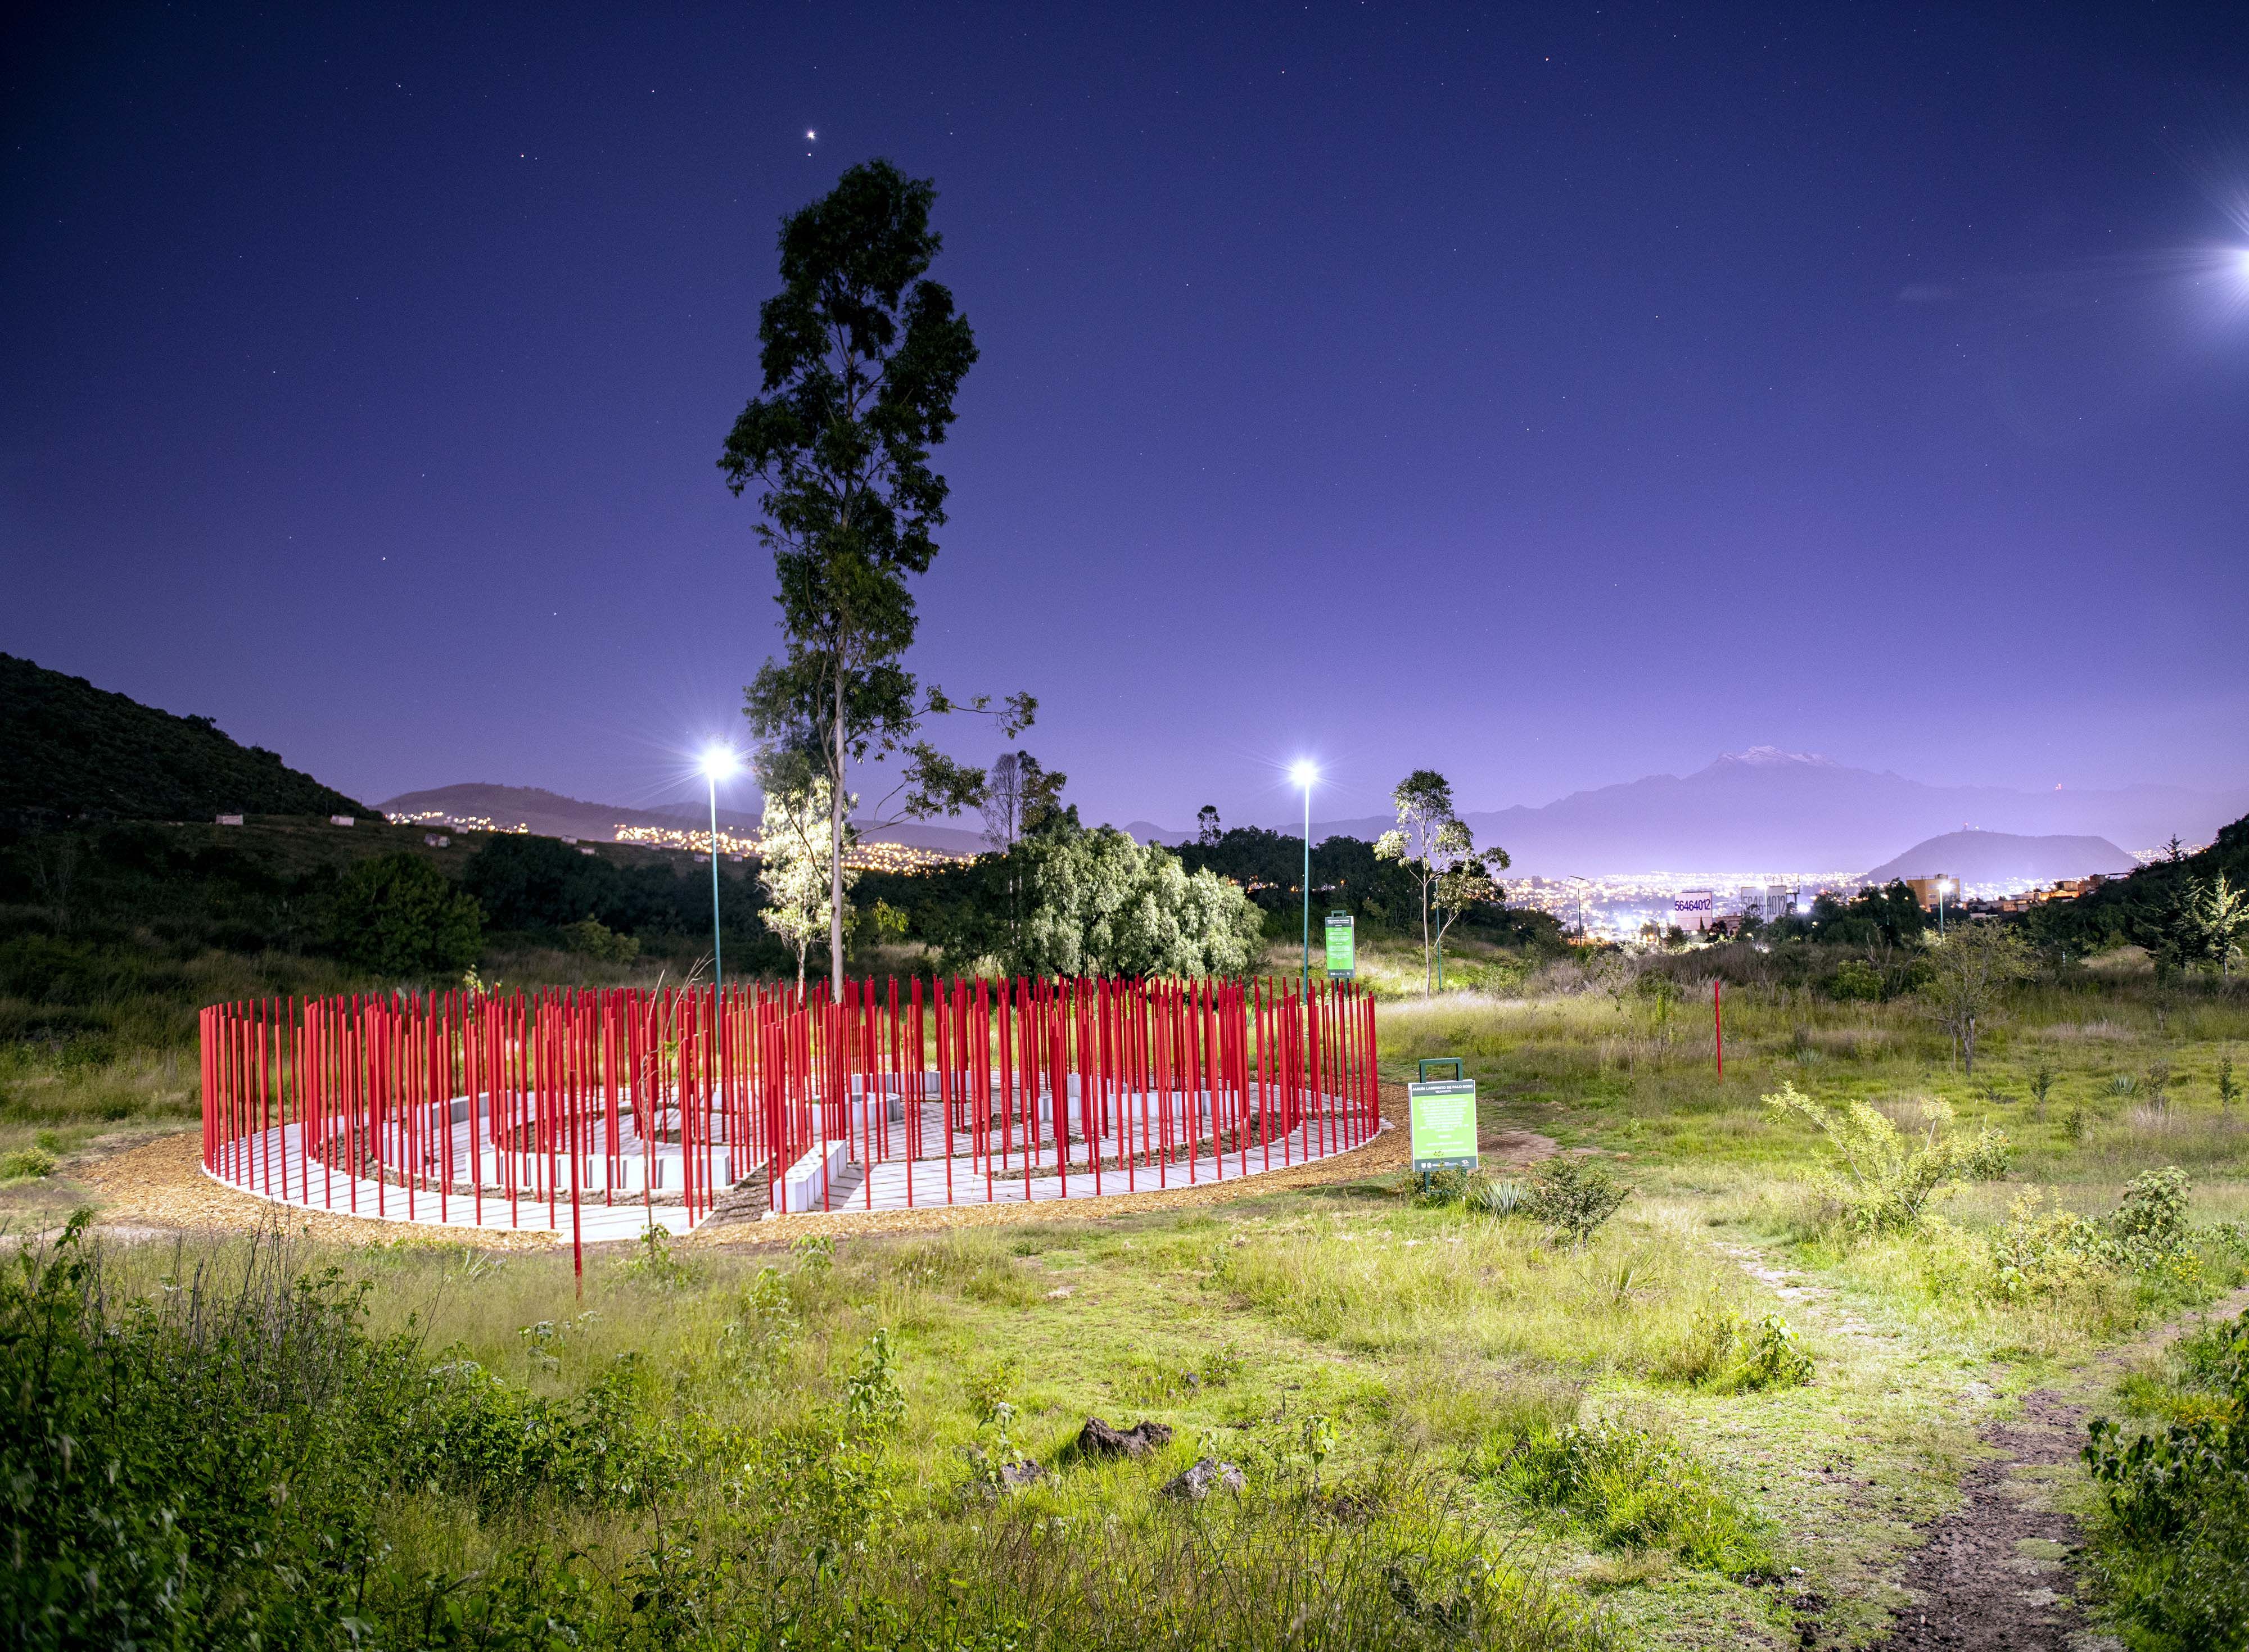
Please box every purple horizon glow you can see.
[4,4,2246,831]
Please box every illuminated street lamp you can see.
[1938,875,1955,937]
[699,747,740,997]
[1290,761,1317,1001]
[1563,873,1593,943]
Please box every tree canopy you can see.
[914,822,1262,980]
[721,159,1026,997]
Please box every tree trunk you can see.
[830,663,846,1002]
[1421,867,1433,997]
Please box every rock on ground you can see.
[1076,1417,1175,1459]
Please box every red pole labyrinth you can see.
[198,976,1381,1235]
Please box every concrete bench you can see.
[780,1138,851,1212]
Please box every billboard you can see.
[1672,889,1715,932]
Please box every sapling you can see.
[2146,1061,2173,1116]
[2029,1062,2056,1121]
[2219,1054,2239,1114]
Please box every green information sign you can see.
[1324,912,1356,979]
[1407,1079,1478,1173]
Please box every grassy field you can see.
[4,934,2247,1648]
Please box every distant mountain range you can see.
[1860,830,2137,887]
[1136,749,2248,875]
[376,782,989,854]
[2,653,369,825]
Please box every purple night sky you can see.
[5,4,2246,831]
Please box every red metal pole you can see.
[1714,979,1723,1080]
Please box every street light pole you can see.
[707,771,725,998]
[699,748,740,999]
[1291,762,1317,1003]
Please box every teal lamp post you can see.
[1290,761,1317,1001]
[698,747,740,998]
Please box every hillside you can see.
[381,781,990,853]
[1860,829,2136,886]
[375,783,761,839]
[0,653,369,825]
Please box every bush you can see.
[326,853,483,976]
[1662,1304,1814,1392]
[1828,959,1884,1001]
[0,1144,56,1181]
[1525,1156,1629,1249]
[1500,1420,1773,1575]
[1764,1081,2010,1234]
[560,916,640,962]
[2084,1310,2249,1649]
[1987,1169,2205,1303]
[2110,1166,2194,1258]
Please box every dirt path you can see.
[1713,1238,2245,1652]
[1869,1388,2101,1652]
[1869,1286,2249,1652]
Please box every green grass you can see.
[7,942,2249,1646]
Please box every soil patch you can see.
[1870,1390,2094,1652]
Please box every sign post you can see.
[1408,1057,1477,1190]
[1324,911,1356,980]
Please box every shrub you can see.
[1737,1314,1814,1391]
[1828,959,1884,1001]
[2109,1166,2193,1258]
[1763,1081,2010,1234]
[0,1219,395,1647]
[0,1144,56,1180]
[1525,1157,1629,1249]
[560,916,640,961]
[1988,1170,2202,1302]
[1501,1420,1772,1575]
[2083,1310,2249,1649]
[326,853,483,977]
[1661,1303,1813,1392]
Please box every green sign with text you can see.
[1324,912,1356,979]
[1407,1079,1478,1172]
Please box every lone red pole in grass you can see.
[1714,979,1723,1079]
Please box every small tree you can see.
[1195,805,1222,847]
[1918,923,2032,1075]
[328,854,483,977]
[757,775,856,994]
[2193,872,2248,979]
[981,752,1027,854]
[1434,849,1508,961]
[1374,770,1505,995]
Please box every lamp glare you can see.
[1290,761,1317,788]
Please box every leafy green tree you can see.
[328,853,482,977]
[1374,770,1506,994]
[2193,872,2249,979]
[932,823,1260,980]
[720,160,1029,999]
[757,776,856,993]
